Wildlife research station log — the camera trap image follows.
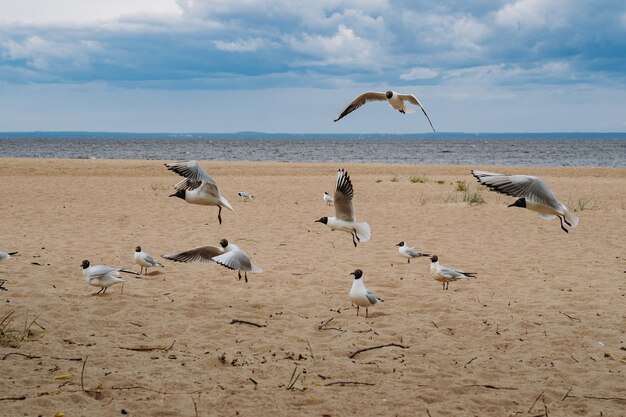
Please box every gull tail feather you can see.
[250,263,263,273]
[563,207,579,228]
[220,196,236,213]
[355,222,371,243]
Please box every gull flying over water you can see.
[333,90,436,132]
[315,169,371,247]
[165,160,235,225]
[429,255,477,290]
[349,269,383,318]
[396,241,429,264]
[471,170,579,233]
[134,246,164,275]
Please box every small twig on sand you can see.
[120,339,176,352]
[431,321,439,329]
[192,397,199,417]
[249,378,258,390]
[465,384,518,390]
[528,391,544,413]
[465,357,477,367]
[559,311,581,322]
[349,343,408,359]
[1,352,42,360]
[0,396,27,402]
[562,387,572,401]
[81,356,88,391]
[324,381,375,387]
[230,319,266,328]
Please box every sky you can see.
[0,0,625,133]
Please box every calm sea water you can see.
[1,136,625,167]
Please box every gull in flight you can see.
[165,160,235,224]
[212,248,262,283]
[238,192,255,202]
[471,170,579,233]
[81,260,129,295]
[349,269,383,318]
[429,255,477,290]
[0,251,18,261]
[334,90,435,132]
[315,169,371,247]
[396,241,429,264]
[134,246,164,275]
[323,191,334,206]
[162,238,233,264]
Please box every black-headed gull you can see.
[81,260,126,295]
[429,255,477,290]
[237,192,254,202]
[334,90,435,132]
[396,241,429,264]
[349,269,383,318]
[212,248,262,283]
[162,238,232,263]
[471,170,579,233]
[134,246,164,275]
[315,169,371,247]
[0,251,18,261]
[165,160,235,224]
[323,191,334,206]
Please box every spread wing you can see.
[333,91,387,122]
[334,169,355,222]
[165,160,217,191]
[398,94,436,132]
[162,245,224,263]
[472,170,560,210]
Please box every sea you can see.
[1,132,625,167]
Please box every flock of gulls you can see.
[1,90,580,317]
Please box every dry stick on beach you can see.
[349,343,408,359]
[119,340,176,352]
[324,381,375,387]
[230,319,267,328]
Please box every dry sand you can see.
[1,158,625,416]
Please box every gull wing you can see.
[472,171,560,210]
[88,265,120,278]
[212,249,262,273]
[165,160,217,191]
[398,94,436,132]
[365,289,382,304]
[162,245,223,264]
[406,247,428,257]
[334,169,355,222]
[333,91,387,122]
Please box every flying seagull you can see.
[315,169,371,247]
[162,238,232,264]
[349,269,383,318]
[334,90,435,132]
[429,255,477,290]
[471,170,579,233]
[165,160,235,225]
[212,248,262,283]
[396,241,430,264]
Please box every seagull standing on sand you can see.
[81,260,127,295]
[238,192,254,202]
[323,191,334,206]
[334,90,436,132]
[0,251,18,261]
[134,246,164,275]
[162,238,232,263]
[349,269,383,318]
[471,170,579,233]
[429,255,477,290]
[315,169,371,247]
[165,160,235,225]
[396,241,429,264]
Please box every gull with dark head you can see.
[165,160,235,225]
[162,238,233,264]
[334,90,435,132]
[134,246,164,275]
[81,260,127,295]
[349,269,383,318]
[429,255,477,290]
[323,191,334,206]
[315,169,371,247]
[396,241,429,264]
[238,192,255,202]
[471,170,579,233]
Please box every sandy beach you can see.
[1,158,625,416]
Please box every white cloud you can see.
[494,0,568,29]
[214,38,267,52]
[400,67,438,80]
[2,36,103,70]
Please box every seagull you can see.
[315,169,371,247]
[349,269,383,318]
[165,160,235,224]
[396,241,429,264]
[334,90,435,132]
[471,170,579,233]
[81,260,127,295]
[238,192,255,202]
[212,248,262,283]
[323,191,334,206]
[162,238,232,263]
[134,246,164,275]
[0,251,18,261]
[429,255,477,290]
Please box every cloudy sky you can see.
[1,0,625,133]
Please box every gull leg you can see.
[366,308,369,318]
[407,259,410,264]
[217,206,223,225]
[244,272,248,283]
[351,232,358,247]
[441,282,445,290]
[356,306,359,316]
[559,216,569,233]
[238,271,242,281]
